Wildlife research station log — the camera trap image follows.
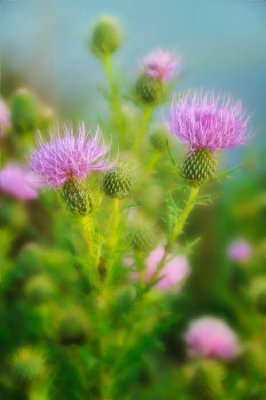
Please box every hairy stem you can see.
[151,185,200,281]
[134,104,152,155]
[102,55,124,140]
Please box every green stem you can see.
[144,151,161,177]
[151,186,200,281]
[102,55,124,140]
[105,198,120,286]
[134,105,152,155]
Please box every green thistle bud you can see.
[11,88,40,132]
[62,179,93,215]
[149,128,169,152]
[24,274,55,304]
[11,347,46,383]
[57,308,90,345]
[189,360,225,400]
[135,74,165,105]
[129,225,154,252]
[102,167,131,198]
[90,16,122,58]
[183,148,217,185]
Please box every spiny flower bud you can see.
[11,88,40,132]
[149,127,169,152]
[102,166,131,198]
[129,225,154,252]
[57,308,90,345]
[62,179,93,215]
[189,360,225,400]
[24,274,55,304]
[11,347,46,383]
[182,148,217,185]
[90,16,122,58]
[135,74,165,105]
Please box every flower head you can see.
[184,316,240,361]
[0,97,10,137]
[0,163,41,200]
[145,246,190,291]
[29,123,109,187]
[227,238,252,263]
[169,90,250,151]
[143,49,181,81]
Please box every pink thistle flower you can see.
[184,316,240,361]
[0,97,11,137]
[227,238,252,263]
[29,123,109,187]
[0,163,41,200]
[169,90,250,151]
[143,49,181,81]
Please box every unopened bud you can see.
[62,179,93,215]
[90,16,122,58]
[183,148,217,185]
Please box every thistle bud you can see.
[90,16,122,58]
[24,274,55,304]
[129,225,154,252]
[57,308,90,345]
[135,74,165,105]
[62,179,93,215]
[189,360,225,400]
[149,126,169,152]
[11,347,46,383]
[182,148,217,185]
[102,166,131,198]
[11,88,40,132]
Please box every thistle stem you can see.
[151,185,200,282]
[102,55,124,140]
[144,151,161,177]
[134,104,152,155]
[105,198,120,286]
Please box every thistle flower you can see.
[145,246,190,291]
[0,163,41,200]
[189,360,225,400]
[90,16,122,58]
[0,97,10,136]
[143,49,181,81]
[227,238,252,263]
[169,90,249,152]
[29,123,109,187]
[184,316,240,361]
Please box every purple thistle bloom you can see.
[0,97,10,137]
[0,163,41,200]
[184,316,240,361]
[143,49,181,81]
[169,90,250,151]
[227,238,252,263]
[29,123,109,187]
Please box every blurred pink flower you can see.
[169,90,250,152]
[184,316,240,361]
[0,163,41,200]
[143,49,181,81]
[29,123,109,187]
[227,238,252,263]
[0,98,10,137]
[145,246,189,291]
